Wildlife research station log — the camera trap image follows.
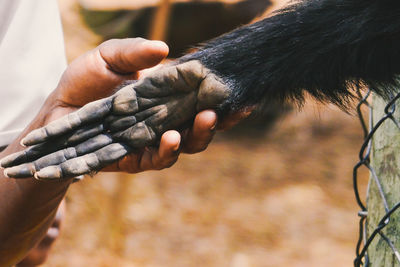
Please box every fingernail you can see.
[148,40,168,49]
[0,153,18,168]
[173,143,181,155]
[47,227,60,239]
[35,166,62,180]
[4,165,35,178]
[75,175,84,180]
[174,137,181,151]
[174,139,181,150]
[210,123,217,131]
[20,139,27,147]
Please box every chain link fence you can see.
[353,88,400,266]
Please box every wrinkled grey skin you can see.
[0,61,230,180]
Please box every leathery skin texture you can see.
[1,60,230,179]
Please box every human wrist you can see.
[0,90,74,183]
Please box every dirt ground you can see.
[44,1,369,266]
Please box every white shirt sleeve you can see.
[0,0,67,147]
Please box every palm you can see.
[1,40,223,179]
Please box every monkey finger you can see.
[3,134,114,178]
[33,142,131,180]
[22,97,113,146]
[1,123,105,168]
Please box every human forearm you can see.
[0,92,72,266]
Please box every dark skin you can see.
[9,0,397,261]
[0,38,242,266]
[0,57,252,180]
[15,202,65,267]
[5,0,400,179]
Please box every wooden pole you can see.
[367,94,400,266]
[149,0,172,41]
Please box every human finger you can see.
[138,130,180,171]
[216,107,254,130]
[182,110,217,154]
[99,38,169,75]
[59,38,169,106]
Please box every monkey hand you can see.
[1,60,230,180]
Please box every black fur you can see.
[182,0,400,112]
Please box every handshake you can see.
[1,38,248,180]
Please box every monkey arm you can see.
[3,0,400,179]
[184,0,400,111]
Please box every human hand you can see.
[1,38,219,178]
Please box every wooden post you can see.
[149,0,172,41]
[367,94,400,266]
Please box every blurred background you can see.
[45,0,369,266]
